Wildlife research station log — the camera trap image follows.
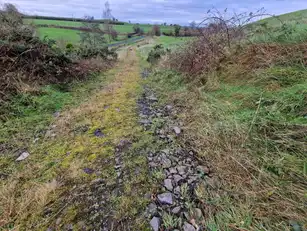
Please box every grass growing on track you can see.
[0,68,116,229]
[0,48,156,230]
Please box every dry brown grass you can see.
[232,43,307,69]
[0,178,58,229]
[166,82,307,230]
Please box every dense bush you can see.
[0,5,116,102]
[174,25,181,37]
[110,29,118,40]
[151,25,161,36]
[0,3,35,42]
[77,46,117,60]
[147,44,166,64]
[133,24,141,33]
[162,31,174,36]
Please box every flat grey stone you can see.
[56,218,62,225]
[194,208,203,219]
[94,129,105,137]
[83,168,95,174]
[140,119,151,124]
[169,167,177,174]
[16,151,30,161]
[173,174,184,184]
[177,166,187,175]
[165,105,173,111]
[161,149,170,155]
[157,192,173,205]
[174,186,180,194]
[171,206,181,214]
[183,222,196,231]
[150,217,160,231]
[149,162,158,168]
[173,126,181,135]
[147,203,157,215]
[188,176,198,184]
[53,111,60,117]
[147,96,158,102]
[164,179,173,191]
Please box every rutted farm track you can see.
[0,48,217,231]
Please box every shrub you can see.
[110,29,118,40]
[147,44,165,64]
[133,24,141,34]
[163,31,174,36]
[151,25,161,36]
[79,16,106,47]
[77,46,117,60]
[65,43,75,54]
[0,3,35,42]
[174,25,181,37]
[0,5,117,103]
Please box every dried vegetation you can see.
[149,8,307,230]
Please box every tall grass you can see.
[148,12,307,230]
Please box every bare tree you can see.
[103,1,113,42]
[190,21,196,29]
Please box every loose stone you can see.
[173,126,181,135]
[183,222,196,231]
[171,206,181,214]
[147,203,158,215]
[150,217,160,231]
[16,151,30,161]
[164,179,173,191]
[157,193,173,205]
[173,174,184,184]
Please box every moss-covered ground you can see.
[0,48,154,230]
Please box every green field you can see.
[156,36,192,47]
[27,18,175,44]
[25,18,174,33]
[37,27,128,44]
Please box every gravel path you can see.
[138,85,217,231]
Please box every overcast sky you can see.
[2,0,307,24]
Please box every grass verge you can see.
[146,62,307,230]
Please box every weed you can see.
[152,170,165,181]
[162,212,181,229]
[180,183,189,200]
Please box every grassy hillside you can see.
[259,9,307,26]
[250,9,307,44]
